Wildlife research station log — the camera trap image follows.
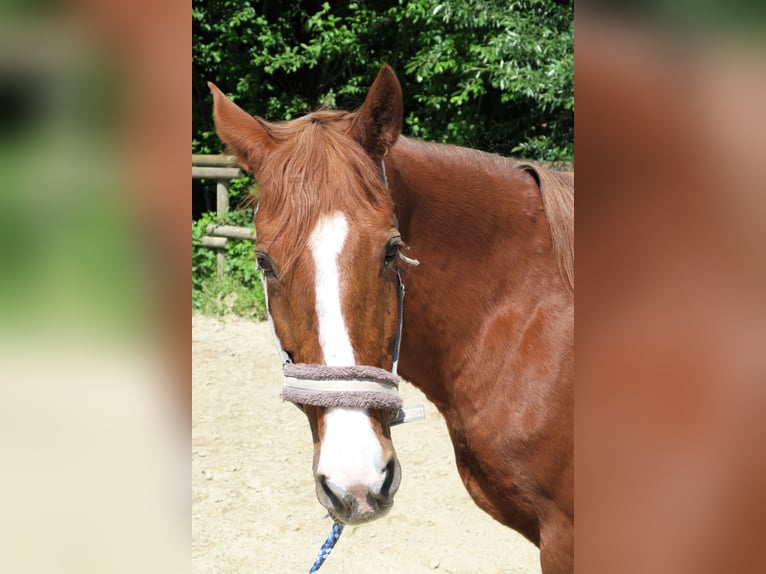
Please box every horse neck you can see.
[385,138,571,411]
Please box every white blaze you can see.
[308,212,385,490]
[308,212,354,365]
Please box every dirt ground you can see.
[192,313,541,573]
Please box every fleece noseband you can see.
[281,363,403,411]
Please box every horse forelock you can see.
[254,110,394,275]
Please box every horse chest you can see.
[448,424,541,543]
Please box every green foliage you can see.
[193,0,573,161]
[192,209,266,319]
[191,212,216,296]
[194,275,266,319]
[397,0,573,159]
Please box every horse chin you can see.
[327,502,393,526]
[315,463,400,525]
[318,483,395,525]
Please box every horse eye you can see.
[384,238,402,267]
[256,252,277,278]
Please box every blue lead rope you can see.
[307,521,344,573]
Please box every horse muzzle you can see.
[280,363,420,524]
[315,457,402,525]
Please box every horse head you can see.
[209,66,406,524]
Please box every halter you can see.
[263,159,422,426]
[266,263,423,426]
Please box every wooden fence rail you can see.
[205,224,256,241]
[193,155,256,278]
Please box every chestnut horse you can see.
[209,65,573,573]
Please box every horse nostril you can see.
[373,459,400,501]
[380,460,395,498]
[317,475,347,514]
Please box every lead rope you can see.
[307,521,344,573]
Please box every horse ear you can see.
[208,82,275,173]
[350,65,403,160]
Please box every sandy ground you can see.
[192,313,541,573]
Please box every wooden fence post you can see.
[215,180,229,278]
[192,155,242,279]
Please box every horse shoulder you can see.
[443,291,573,529]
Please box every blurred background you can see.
[0,0,188,573]
[576,2,766,573]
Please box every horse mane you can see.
[252,110,393,272]
[517,162,575,292]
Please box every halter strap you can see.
[392,267,405,375]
